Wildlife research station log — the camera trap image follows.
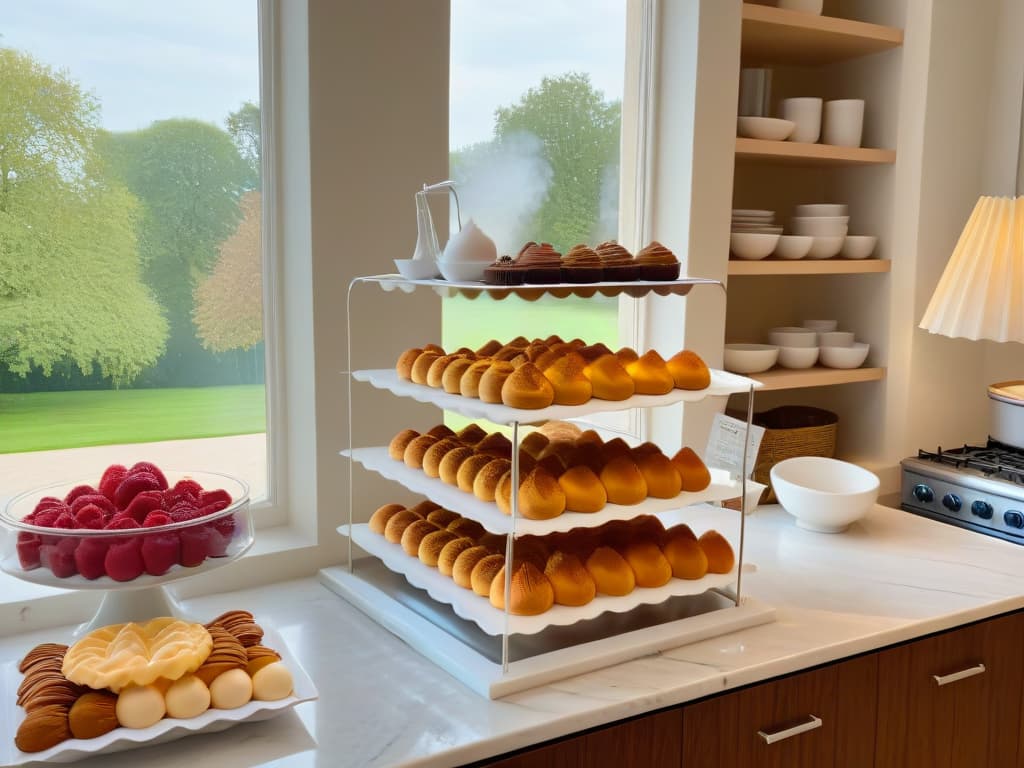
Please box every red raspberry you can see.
[178,526,211,567]
[99,464,128,502]
[105,538,144,581]
[33,497,65,515]
[198,489,232,509]
[53,512,79,530]
[169,504,199,523]
[122,491,164,524]
[41,538,79,578]
[33,509,62,528]
[141,534,180,576]
[164,479,202,508]
[63,484,98,505]
[143,512,172,528]
[16,533,42,570]
[75,505,107,530]
[129,462,169,490]
[105,516,141,531]
[70,494,115,517]
[74,538,109,580]
[113,472,161,510]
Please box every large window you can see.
[0,2,268,504]
[446,0,627,351]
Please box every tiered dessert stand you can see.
[321,274,775,698]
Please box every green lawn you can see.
[0,386,266,454]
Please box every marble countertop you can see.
[6,503,1024,768]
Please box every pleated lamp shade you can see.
[920,196,1024,343]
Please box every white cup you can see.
[823,99,865,147]
[780,98,823,143]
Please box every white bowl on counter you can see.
[768,327,818,347]
[724,343,779,374]
[794,204,848,217]
[773,235,813,260]
[771,457,879,533]
[777,345,819,369]
[802,319,838,333]
[438,260,488,282]
[730,233,780,260]
[818,331,855,347]
[806,235,845,259]
[737,116,796,141]
[394,258,441,280]
[820,342,870,369]
[840,235,878,259]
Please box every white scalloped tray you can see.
[339,521,743,636]
[343,447,743,535]
[354,274,724,300]
[352,369,759,425]
[0,626,317,766]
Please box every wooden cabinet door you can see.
[875,612,1024,768]
[681,654,877,768]
[480,739,581,768]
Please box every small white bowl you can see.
[794,204,848,217]
[791,218,850,238]
[820,342,869,369]
[768,327,818,347]
[771,457,879,533]
[394,259,440,280]
[802,319,838,333]
[840,235,878,259]
[806,235,845,259]
[437,260,488,282]
[723,343,779,374]
[777,345,819,369]
[774,235,813,260]
[730,233,780,260]
[818,331,855,347]
[737,116,796,141]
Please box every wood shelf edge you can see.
[748,366,886,391]
[727,259,891,275]
[735,138,896,165]
[741,4,904,45]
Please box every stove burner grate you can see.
[917,439,1024,485]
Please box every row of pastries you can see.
[396,335,711,409]
[390,422,713,519]
[369,501,734,616]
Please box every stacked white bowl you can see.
[730,210,782,260]
[791,204,848,259]
[800,320,870,369]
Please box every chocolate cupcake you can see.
[484,255,526,285]
[516,242,563,284]
[595,241,641,282]
[635,241,680,280]
[561,244,603,283]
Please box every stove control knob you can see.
[942,493,962,512]
[913,484,934,503]
[1005,511,1024,529]
[971,500,994,520]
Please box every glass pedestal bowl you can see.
[1,471,252,633]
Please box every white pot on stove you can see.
[989,381,1024,449]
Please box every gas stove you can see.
[901,439,1024,543]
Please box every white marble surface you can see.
[6,504,1024,768]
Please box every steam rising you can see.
[592,162,619,244]
[452,132,553,254]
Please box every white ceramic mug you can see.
[823,99,865,147]
[780,98,822,143]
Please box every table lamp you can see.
[919,195,1024,343]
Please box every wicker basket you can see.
[727,405,838,504]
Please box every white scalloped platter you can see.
[354,274,725,300]
[342,447,744,535]
[338,519,744,636]
[351,369,759,425]
[0,627,317,767]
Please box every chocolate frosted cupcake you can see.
[595,241,641,282]
[635,241,681,280]
[484,255,526,285]
[561,244,603,283]
[516,242,563,284]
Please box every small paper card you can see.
[705,412,765,478]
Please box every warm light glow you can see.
[920,196,1024,343]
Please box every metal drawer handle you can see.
[933,663,986,686]
[758,715,823,745]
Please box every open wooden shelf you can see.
[741,4,904,66]
[736,138,896,166]
[728,259,891,276]
[750,366,886,391]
